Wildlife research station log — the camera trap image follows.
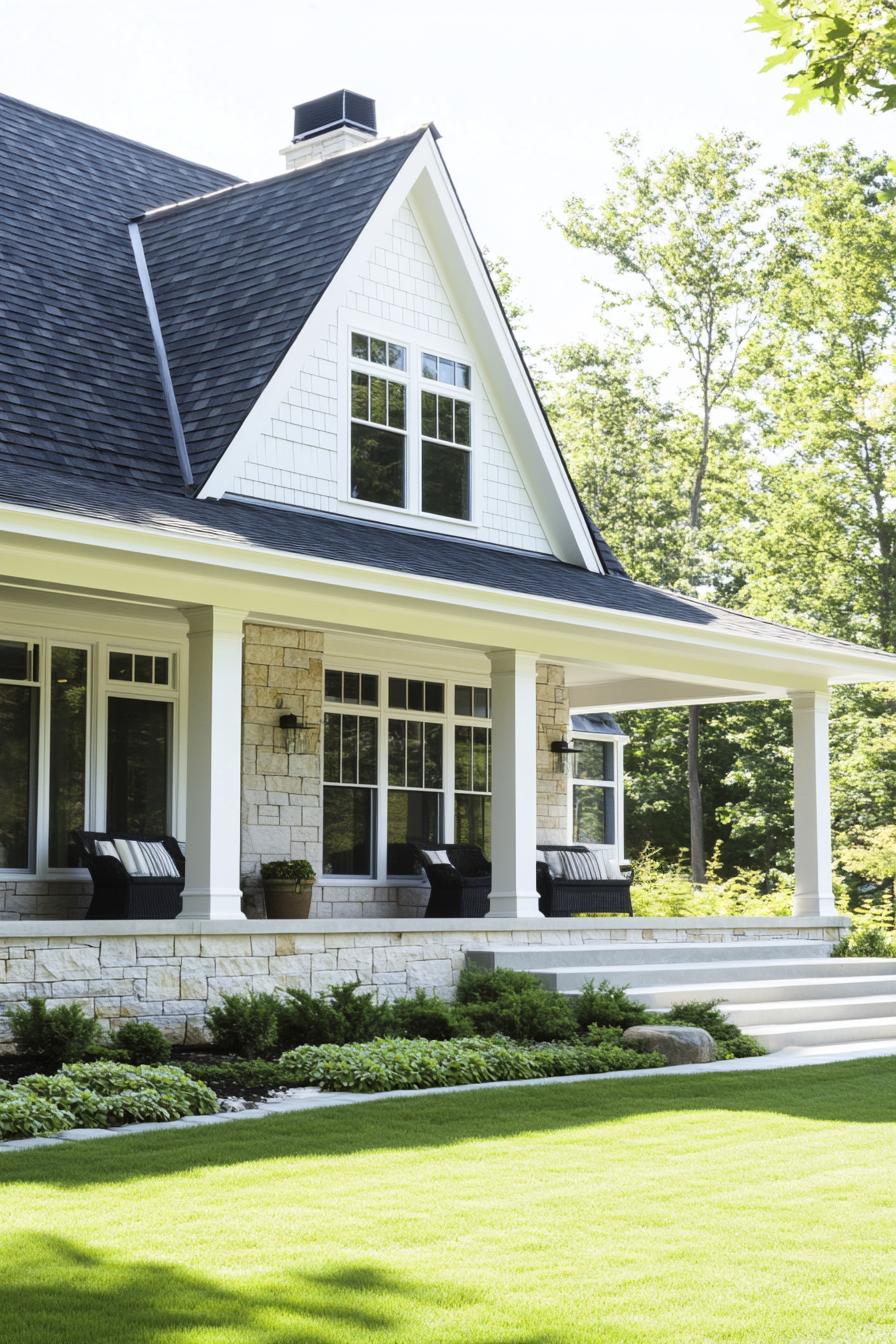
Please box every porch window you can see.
[387,717,443,875]
[48,647,88,866]
[106,697,172,834]
[0,641,39,870]
[571,738,616,846]
[322,711,378,876]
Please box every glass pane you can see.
[351,332,368,360]
[454,400,471,446]
[351,370,368,420]
[360,674,378,707]
[455,793,490,858]
[323,785,374,876]
[472,726,490,793]
[106,697,170,834]
[422,441,471,519]
[370,337,387,365]
[454,725,472,791]
[437,396,454,442]
[424,682,444,713]
[358,716,378,785]
[424,722,443,788]
[153,657,169,686]
[134,654,153,684]
[387,789,442,875]
[109,651,132,682]
[0,685,37,868]
[388,677,406,709]
[407,719,424,787]
[388,719,406,786]
[388,380,406,430]
[369,376,387,426]
[572,785,614,846]
[407,679,424,711]
[438,358,454,385]
[351,423,405,507]
[473,687,490,718]
[574,740,614,781]
[388,343,406,371]
[456,362,471,390]
[421,390,438,439]
[325,670,342,702]
[48,647,88,867]
[0,640,30,681]
[341,716,358,785]
[342,671,360,704]
[323,713,341,782]
[454,685,472,717]
[422,352,438,380]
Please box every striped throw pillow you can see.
[113,838,180,879]
[557,849,605,881]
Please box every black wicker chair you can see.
[72,831,185,920]
[415,844,491,918]
[536,845,633,917]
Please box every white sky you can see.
[2,0,892,346]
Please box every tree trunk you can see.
[688,704,706,885]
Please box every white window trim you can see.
[336,308,482,537]
[321,659,491,886]
[566,731,626,859]
[0,622,186,882]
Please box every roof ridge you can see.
[0,90,239,184]
[136,126,430,224]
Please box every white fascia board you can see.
[3,497,896,691]
[198,133,600,572]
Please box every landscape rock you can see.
[621,1025,717,1064]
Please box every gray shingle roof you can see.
[1,465,888,663]
[136,130,426,486]
[0,93,239,489]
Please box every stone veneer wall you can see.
[0,881,91,922]
[536,663,570,844]
[0,919,847,1047]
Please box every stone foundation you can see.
[0,917,848,1046]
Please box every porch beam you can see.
[486,649,542,919]
[179,606,247,920]
[790,689,836,918]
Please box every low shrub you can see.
[7,997,101,1067]
[277,982,390,1048]
[386,989,458,1040]
[112,1021,172,1065]
[574,980,650,1031]
[183,1058,314,1093]
[0,1083,72,1140]
[831,927,895,958]
[278,1034,666,1093]
[0,1063,217,1139]
[207,992,281,1059]
[662,1000,765,1059]
[453,966,578,1041]
[582,1025,626,1047]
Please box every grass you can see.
[2,1058,896,1343]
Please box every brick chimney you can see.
[281,90,377,171]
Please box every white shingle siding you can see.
[231,201,551,555]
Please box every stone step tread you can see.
[755,1016,896,1037]
[614,975,896,996]
[478,941,825,953]
[724,994,896,1013]
[541,957,847,976]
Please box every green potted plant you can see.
[260,859,316,919]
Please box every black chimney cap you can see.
[293,90,377,143]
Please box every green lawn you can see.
[2,1059,896,1343]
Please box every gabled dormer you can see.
[132,93,621,574]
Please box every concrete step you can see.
[467,940,833,972]
[533,958,852,992]
[749,1015,896,1050]
[724,994,896,1028]
[630,972,896,1009]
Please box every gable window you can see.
[422,352,471,390]
[321,666,491,880]
[421,390,471,520]
[350,338,408,508]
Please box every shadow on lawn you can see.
[2,1056,894,1191]
[1,1235,555,1344]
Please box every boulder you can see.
[622,1025,716,1065]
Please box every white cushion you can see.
[113,838,180,878]
[420,848,452,867]
[539,849,565,878]
[603,856,625,881]
[93,839,118,860]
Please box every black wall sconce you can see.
[279,712,314,753]
[550,739,582,773]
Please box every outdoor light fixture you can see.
[550,739,582,774]
[279,712,314,753]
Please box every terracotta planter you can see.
[263,879,313,919]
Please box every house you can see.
[0,88,892,1037]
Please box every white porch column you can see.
[179,606,247,920]
[486,649,542,918]
[790,689,836,918]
